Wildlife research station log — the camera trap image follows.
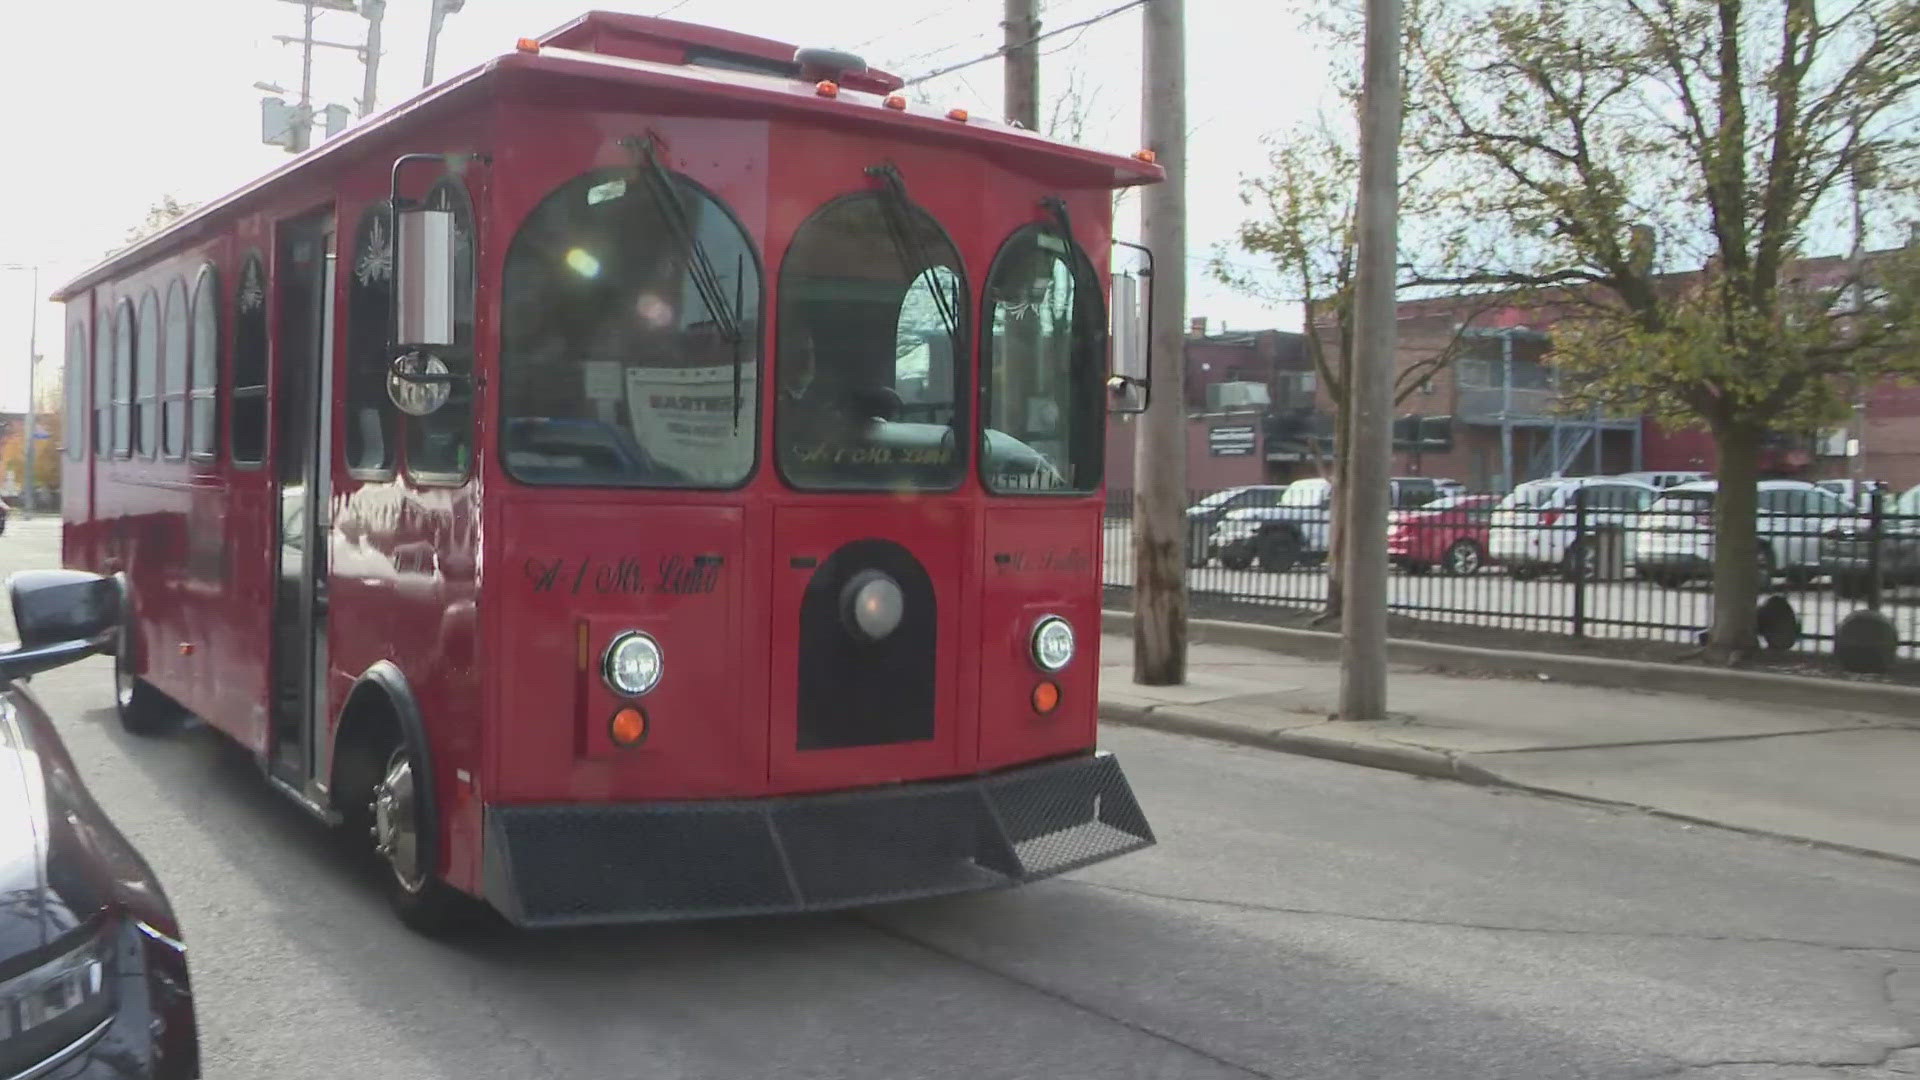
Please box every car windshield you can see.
[1651,490,1716,512]
[1195,489,1247,509]
[1281,482,1328,507]
[775,192,967,491]
[1498,483,1560,509]
[982,224,1103,493]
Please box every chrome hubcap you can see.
[371,749,426,894]
[1451,544,1480,573]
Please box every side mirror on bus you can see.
[395,207,456,349]
[0,570,122,682]
[1109,241,1152,414]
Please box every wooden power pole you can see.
[1134,0,1188,685]
[1003,0,1041,129]
[1338,0,1403,720]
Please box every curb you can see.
[1101,610,1920,720]
[1097,701,1501,785]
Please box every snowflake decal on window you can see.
[239,259,265,312]
[356,215,392,286]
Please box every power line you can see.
[900,0,1148,88]
[655,0,696,16]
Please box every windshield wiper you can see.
[865,163,963,351]
[626,136,748,431]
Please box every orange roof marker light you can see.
[815,80,840,98]
[883,94,907,111]
[946,107,969,122]
[516,37,541,54]
[1133,149,1157,164]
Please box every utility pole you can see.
[299,0,316,132]
[1849,111,1872,485]
[359,0,385,117]
[424,0,466,89]
[1338,0,1403,720]
[1003,0,1040,129]
[1134,0,1188,685]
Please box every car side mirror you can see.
[0,569,123,682]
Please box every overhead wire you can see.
[899,0,1149,88]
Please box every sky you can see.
[0,0,1327,414]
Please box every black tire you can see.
[1834,574,1869,601]
[1561,541,1599,581]
[1443,539,1485,576]
[1219,546,1254,571]
[1782,568,1816,588]
[113,620,184,737]
[1403,561,1433,576]
[1648,572,1683,590]
[367,739,483,934]
[1257,530,1302,573]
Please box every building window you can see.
[162,278,188,459]
[346,203,396,475]
[231,254,268,465]
[112,299,135,458]
[65,321,86,462]
[190,265,219,459]
[136,290,159,458]
[406,180,474,482]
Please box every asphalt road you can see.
[5,516,1920,1079]
[1102,520,1920,654]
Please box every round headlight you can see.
[602,631,663,696]
[1031,616,1075,672]
[842,570,905,642]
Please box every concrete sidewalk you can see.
[1098,632,1920,863]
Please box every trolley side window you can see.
[500,168,762,488]
[190,264,219,460]
[981,224,1104,494]
[347,202,397,476]
[136,289,160,459]
[775,193,967,491]
[407,180,475,482]
[112,299,135,459]
[94,308,111,457]
[162,278,189,460]
[65,320,86,462]
[232,254,268,465]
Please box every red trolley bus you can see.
[51,11,1160,931]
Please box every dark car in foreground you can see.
[1,569,199,1080]
[1821,483,1920,599]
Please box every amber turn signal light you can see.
[946,107,969,121]
[1032,681,1061,715]
[884,94,907,110]
[610,706,649,747]
[516,37,541,53]
[1133,149,1157,164]
[815,80,840,98]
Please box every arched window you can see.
[407,180,475,481]
[346,202,395,475]
[980,223,1104,493]
[112,299,135,459]
[93,308,112,457]
[162,278,189,459]
[499,168,762,487]
[190,265,219,459]
[775,192,967,491]
[136,290,160,458]
[65,321,86,462]
[231,254,268,465]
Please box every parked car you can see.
[0,569,200,1079]
[1184,486,1291,567]
[1813,477,1891,510]
[0,500,9,536]
[1213,477,1445,572]
[1820,482,1920,599]
[1633,479,1854,587]
[1610,470,1712,490]
[1389,494,1500,575]
[1488,477,1658,579]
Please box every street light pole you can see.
[23,265,36,514]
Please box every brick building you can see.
[1105,249,1920,494]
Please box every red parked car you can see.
[1388,494,1499,575]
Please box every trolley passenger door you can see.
[267,211,336,793]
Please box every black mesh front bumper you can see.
[480,752,1154,927]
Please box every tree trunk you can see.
[1707,421,1763,661]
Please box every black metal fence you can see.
[1104,486,1920,660]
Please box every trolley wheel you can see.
[368,742,481,934]
[114,618,185,737]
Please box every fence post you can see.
[1867,486,1884,613]
[1571,487,1589,638]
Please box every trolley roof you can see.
[55,11,1162,302]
